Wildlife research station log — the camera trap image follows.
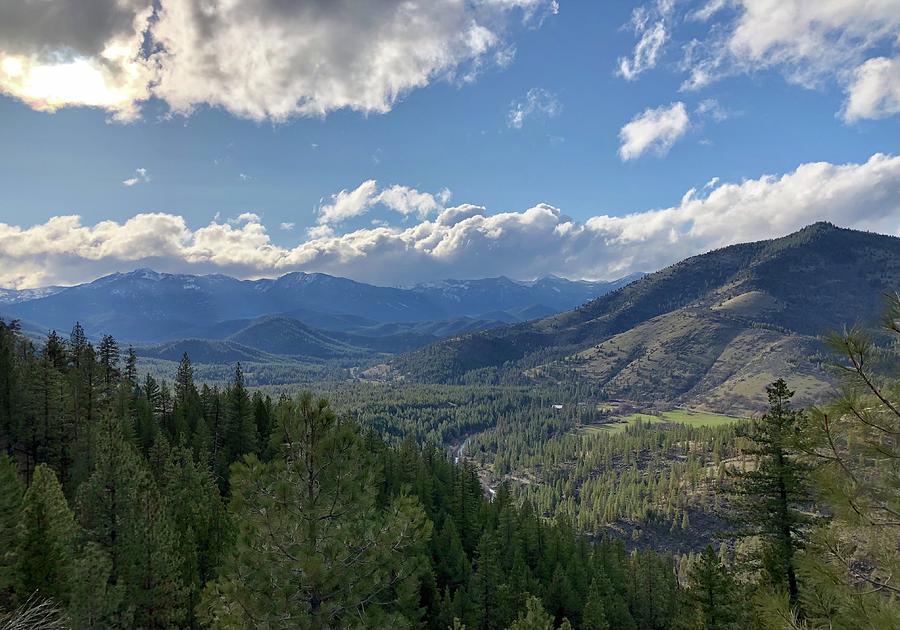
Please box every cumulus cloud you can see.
[122,167,150,187]
[0,0,556,122]
[507,88,562,129]
[680,0,900,89]
[619,101,690,160]
[617,1,900,122]
[229,212,261,225]
[279,222,295,232]
[843,56,900,122]
[2,153,899,288]
[317,180,451,226]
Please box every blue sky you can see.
[0,0,898,287]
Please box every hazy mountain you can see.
[388,223,900,412]
[0,286,64,304]
[1,269,636,342]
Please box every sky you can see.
[0,0,899,288]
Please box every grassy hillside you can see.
[389,223,900,411]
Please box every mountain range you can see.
[5,222,898,412]
[0,269,639,358]
[386,223,900,412]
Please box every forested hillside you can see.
[390,223,900,412]
[0,320,699,628]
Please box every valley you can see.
[2,222,899,628]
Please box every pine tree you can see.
[97,334,120,395]
[173,352,200,440]
[508,595,554,630]
[221,362,256,469]
[69,543,131,628]
[201,392,431,628]
[15,465,77,604]
[152,439,229,627]
[434,516,471,590]
[77,418,185,626]
[68,323,87,368]
[0,320,24,457]
[468,531,512,629]
[687,545,740,629]
[581,578,610,630]
[0,454,24,606]
[28,339,68,479]
[794,294,900,628]
[730,379,812,612]
[124,475,186,628]
[75,419,145,618]
[251,390,273,453]
[123,346,138,384]
[43,330,67,369]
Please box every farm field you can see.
[579,409,745,434]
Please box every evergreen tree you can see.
[76,418,144,579]
[124,474,186,628]
[201,392,431,628]
[69,543,131,629]
[151,439,229,627]
[0,319,24,457]
[173,352,200,440]
[28,339,68,480]
[123,346,138,384]
[68,323,87,367]
[686,545,740,629]
[44,330,67,369]
[15,465,76,604]
[581,578,610,630]
[467,531,513,629]
[508,595,554,630]
[221,362,256,471]
[0,454,24,606]
[730,379,812,612]
[794,294,900,628]
[434,516,471,590]
[251,390,273,454]
[97,334,120,395]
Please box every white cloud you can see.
[843,56,900,122]
[695,98,729,121]
[507,88,562,129]
[0,0,556,122]
[377,185,453,218]
[317,180,451,226]
[122,167,150,187]
[306,225,335,240]
[619,101,690,160]
[690,0,727,22]
[669,0,900,121]
[618,22,667,80]
[230,212,261,225]
[279,222,295,231]
[614,0,900,122]
[617,0,676,81]
[317,180,381,225]
[680,0,900,88]
[2,154,899,288]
